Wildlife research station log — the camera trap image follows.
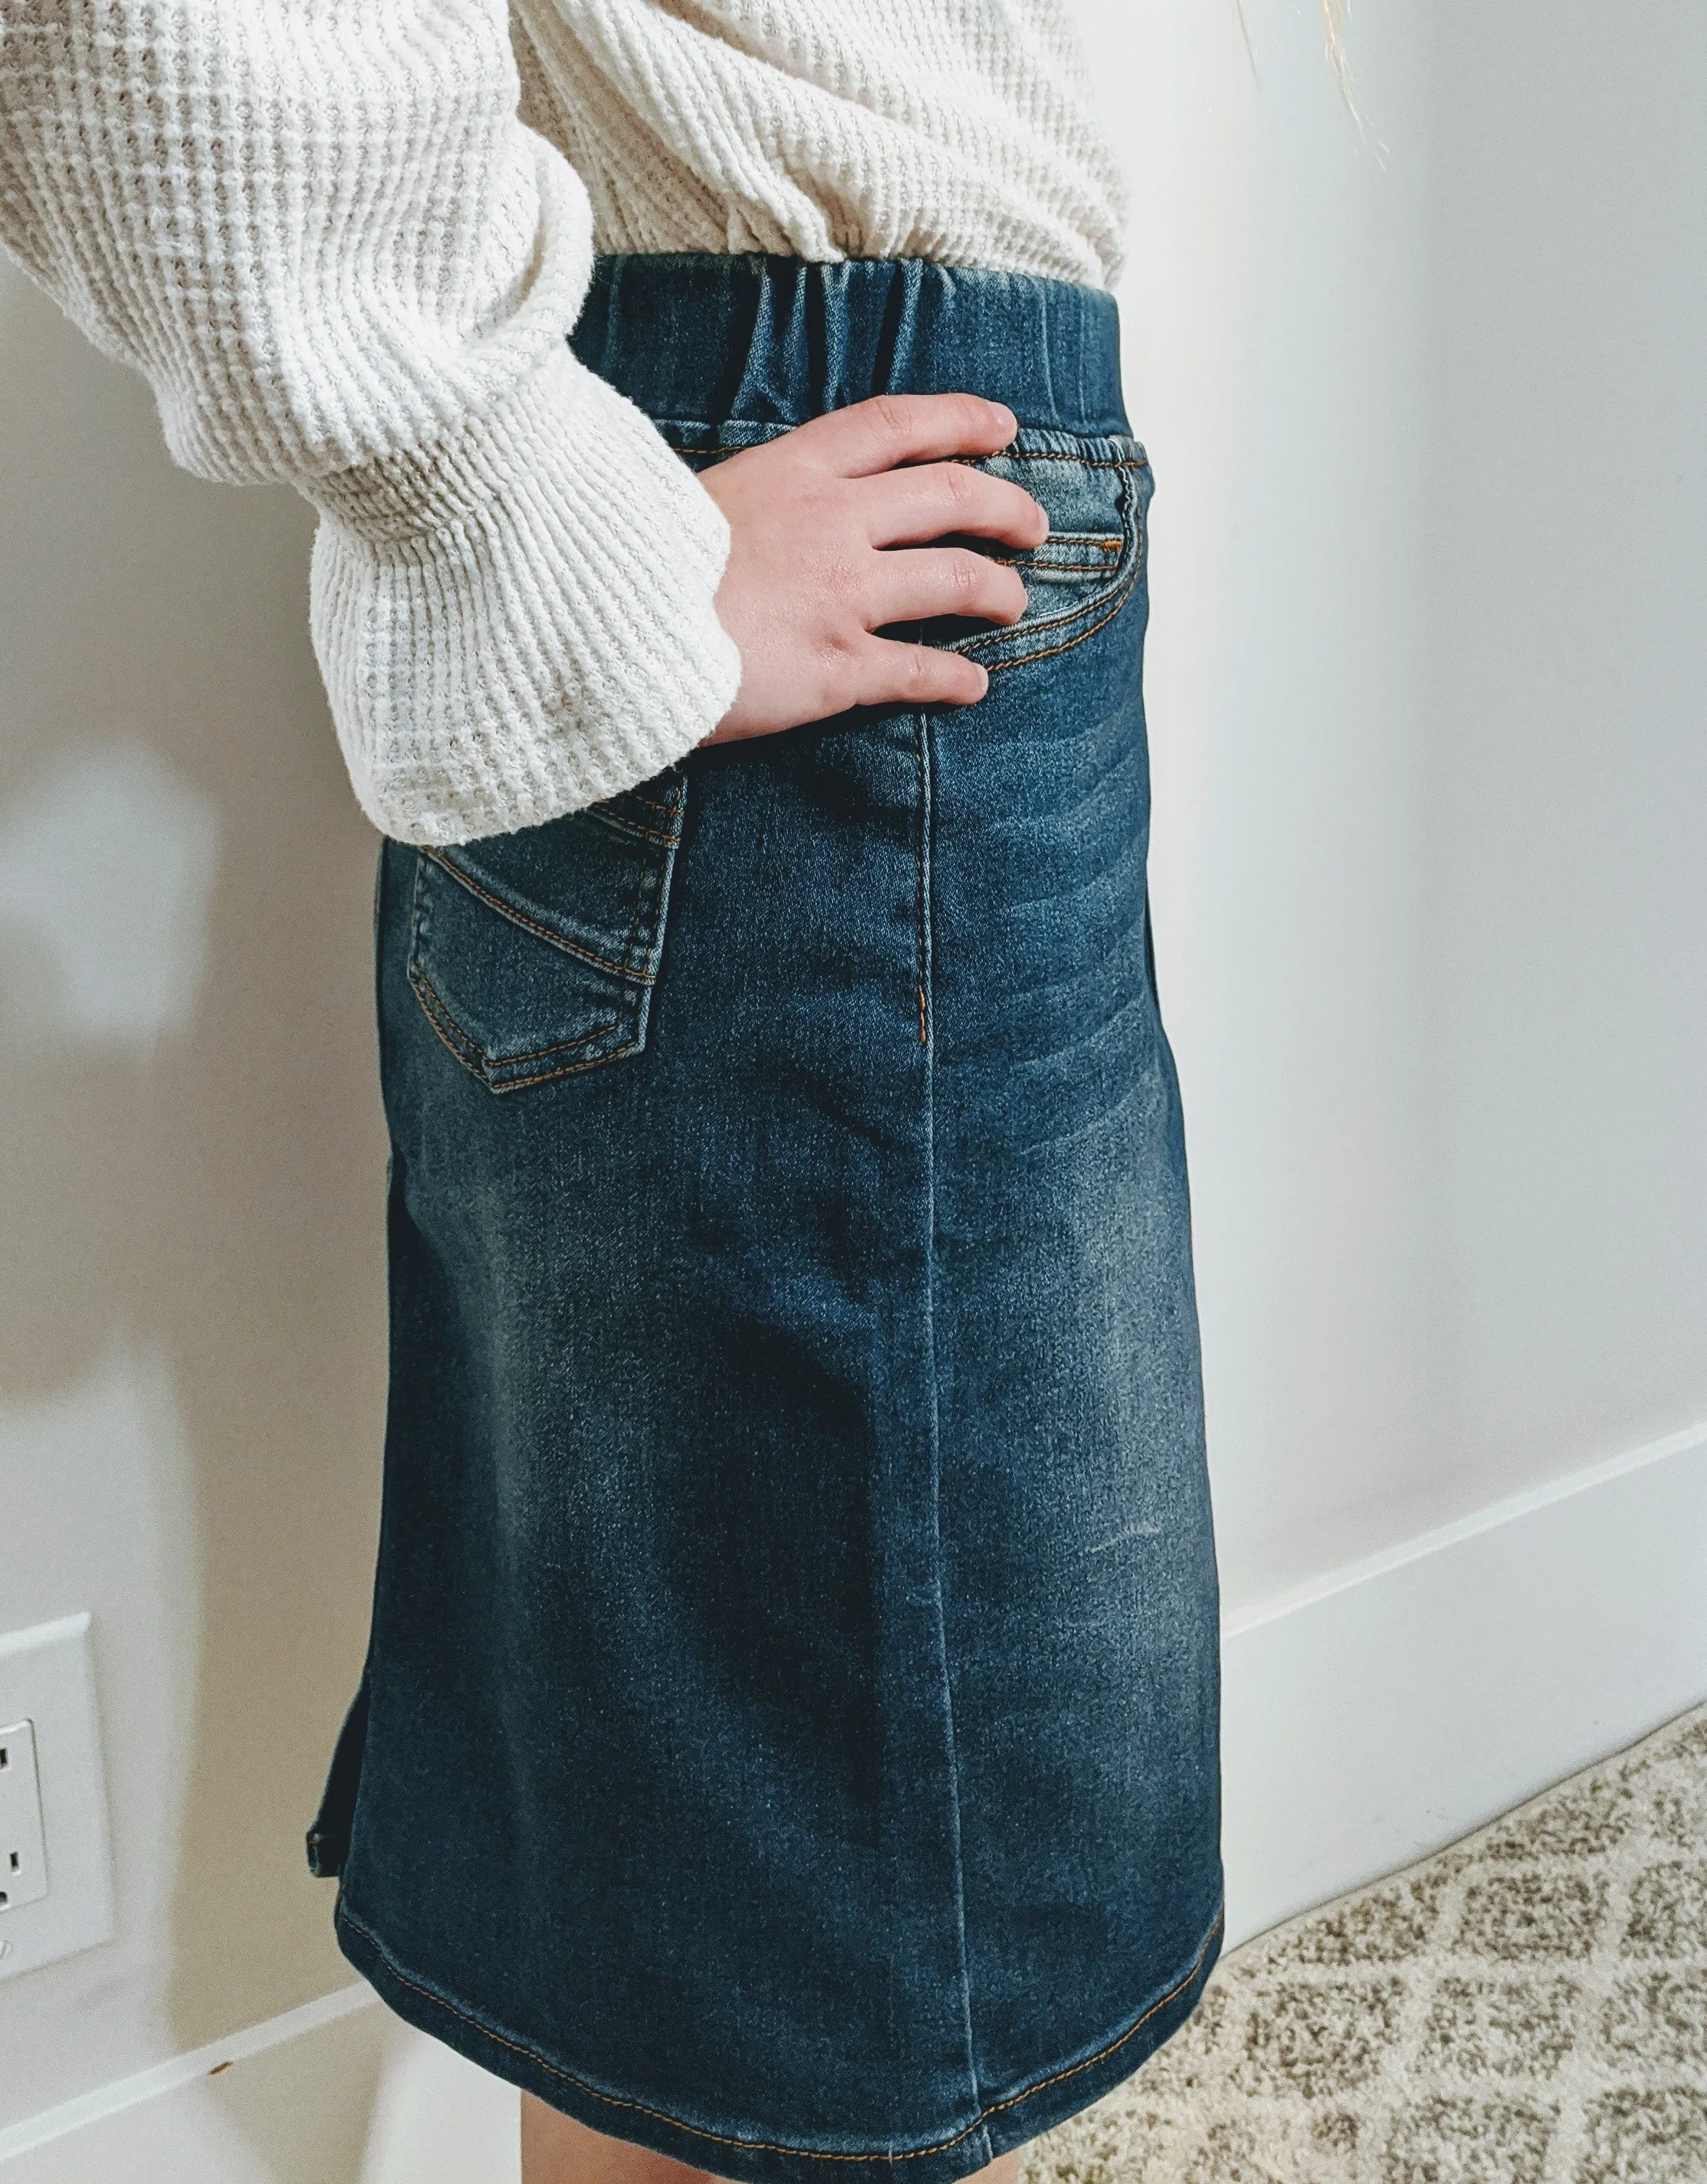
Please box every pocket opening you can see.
[918,449,1147,672]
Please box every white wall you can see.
[1096,0,1439,1600]
[1091,0,1707,1605]
[1424,0,1707,1513]
[0,264,388,2134]
[3,0,1706,2163]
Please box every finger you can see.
[864,544,1028,631]
[790,392,1017,479]
[861,462,1048,552]
[851,635,992,711]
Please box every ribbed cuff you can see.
[304,341,740,845]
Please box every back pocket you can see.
[406,771,687,1093]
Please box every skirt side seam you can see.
[915,706,987,2152]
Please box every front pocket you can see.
[406,772,687,1092]
[893,431,1150,676]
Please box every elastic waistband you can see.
[569,254,1128,437]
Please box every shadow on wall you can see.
[0,260,388,2136]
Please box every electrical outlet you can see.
[0,1615,115,1980]
[0,1719,50,1911]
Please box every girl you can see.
[0,5,1258,2178]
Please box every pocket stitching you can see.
[421,839,660,985]
[484,1044,645,1093]
[588,806,687,849]
[405,774,687,1094]
[603,781,683,821]
[984,533,1123,573]
[951,463,1145,667]
[408,956,628,1081]
[986,549,1145,676]
[406,854,613,1087]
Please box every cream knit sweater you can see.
[0,2,1126,843]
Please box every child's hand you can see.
[698,393,1046,743]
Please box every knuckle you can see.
[868,393,912,446]
[944,549,982,598]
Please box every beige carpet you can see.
[1022,1703,1707,2184]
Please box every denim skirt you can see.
[310,254,1223,2184]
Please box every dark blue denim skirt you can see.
[310,254,1223,2184]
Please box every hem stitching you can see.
[334,1897,1224,2165]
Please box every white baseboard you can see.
[6,1421,1705,2175]
[0,1986,385,2180]
[1219,1419,1707,1946]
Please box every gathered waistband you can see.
[568,252,1128,438]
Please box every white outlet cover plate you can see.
[0,1718,51,1910]
[0,1614,116,1980]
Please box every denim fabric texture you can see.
[311,254,1224,2184]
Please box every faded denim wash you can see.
[311,253,1223,2184]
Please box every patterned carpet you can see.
[1022,1704,1707,2184]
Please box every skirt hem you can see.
[333,1892,1225,2184]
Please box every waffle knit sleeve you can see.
[0,0,741,843]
